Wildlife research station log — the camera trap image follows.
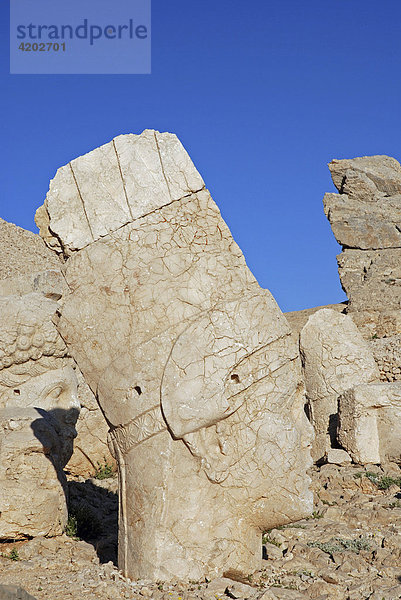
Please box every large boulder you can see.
[338,382,401,465]
[300,308,380,461]
[36,129,314,581]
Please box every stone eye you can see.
[48,386,62,399]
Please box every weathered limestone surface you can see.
[37,129,314,581]
[336,248,401,313]
[0,218,60,280]
[324,155,401,383]
[324,155,401,320]
[285,303,346,344]
[300,308,380,462]
[369,335,401,382]
[325,155,401,251]
[66,368,116,476]
[0,294,80,539]
[338,382,401,465]
[0,220,115,476]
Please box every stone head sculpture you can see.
[36,130,313,580]
[0,292,80,538]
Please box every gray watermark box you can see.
[10,0,151,74]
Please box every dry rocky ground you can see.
[1,463,401,600]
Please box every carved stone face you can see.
[0,294,80,540]
[0,294,80,465]
[1,366,78,413]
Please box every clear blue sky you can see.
[1,1,401,312]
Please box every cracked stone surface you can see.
[325,155,401,251]
[0,293,80,539]
[0,217,116,476]
[338,382,401,464]
[324,155,401,346]
[299,308,380,462]
[36,129,314,581]
[324,156,401,392]
[1,463,401,599]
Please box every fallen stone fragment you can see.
[326,449,352,466]
[0,293,80,539]
[300,308,379,461]
[338,382,401,464]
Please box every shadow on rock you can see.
[67,478,118,565]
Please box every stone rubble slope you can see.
[1,464,401,599]
[0,218,60,280]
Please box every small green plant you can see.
[311,510,323,519]
[376,475,401,490]
[359,471,401,490]
[388,500,401,508]
[262,533,281,547]
[94,457,115,480]
[1,547,19,561]
[65,513,79,539]
[9,547,19,561]
[371,333,378,340]
[308,537,371,555]
[66,504,102,540]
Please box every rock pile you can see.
[1,463,400,599]
[294,154,401,465]
[324,155,401,380]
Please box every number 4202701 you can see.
[18,42,66,51]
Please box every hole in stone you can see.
[134,386,142,395]
[13,389,20,395]
[230,374,240,384]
